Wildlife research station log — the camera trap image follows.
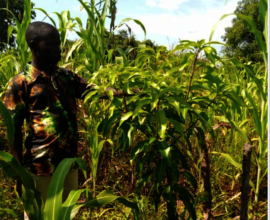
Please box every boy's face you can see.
[34,28,62,65]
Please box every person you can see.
[3,21,114,211]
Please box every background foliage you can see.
[0,0,268,219]
[221,0,264,63]
[0,0,36,51]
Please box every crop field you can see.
[0,0,268,219]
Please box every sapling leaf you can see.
[212,151,242,169]
[156,110,167,139]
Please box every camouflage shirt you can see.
[4,63,89,176]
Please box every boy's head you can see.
[26,21,61,65]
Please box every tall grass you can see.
[0,0,268,219]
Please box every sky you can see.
[32,0,238,52]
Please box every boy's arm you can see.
[11,125,23,164]
[3,77,26,197]
[71,70,140,99]
[11,126,23,197]
[3,77,26,163]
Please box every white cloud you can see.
[125,0,238,48]
[146,0,189,10]
[146,0,157,7]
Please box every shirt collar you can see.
[25,63,60,81]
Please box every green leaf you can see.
[34,8,57,27]
[117,197,139,212]
[200,71,222,85]
[130,141,146,164]
[107,48,114,63]
[175,184,196,220]
[0,151,35,190]
[116,48,129,66]
[243,90,262,138]
[164,97,181,116]
[133,98,151,117]
[259,0,268,52]
[236,13,267,64]
[62,189,85,220]
[150,92,159,111]
[154,160,166,193]
[7,25,15,43]
[158,141,173,168]
[168,118,184,136]
[229,120,250,144]
[92,190,119,206]
[156,110,167,139]
[212,151,242,169]
[0,151,42,219]
[137,170,153,194]
[174,147,190,171]
[65,39,83,62]
[70,190,120,218]
[204,41,226,46]
[0,208,17,218]
[103,113,121,137]
[209,13,234,42]
[44,158,87,220]
[210,13,267,64]
[114,18,147,39]
[119,112,133,127]
[84,90,99,103]
[180,171,197,190]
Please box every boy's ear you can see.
[28,40,38,50]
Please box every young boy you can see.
[3,21,96,204]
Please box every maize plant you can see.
[0,0,268,219]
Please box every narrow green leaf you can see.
[209,13,234,42]
[158,145,172,168]
[156,110,167,139]
[117,197,140,212]
[133,98,151,117]
[180,171,197,190]
[212,151,242,169]
[168,118,184,136]
[44,158,87,220]
[119,112,133,127]
[229,120,251,144]
[243,90,262,138]
[130,141,146,164]
[103,113,121,137]
[62,189,85,220]
[34,8,57,27]
[154,159,166,193]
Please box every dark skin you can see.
[29,27,62,74]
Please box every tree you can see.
[221,0,264,63]
[104,29,156,60]
[0,0,36,51]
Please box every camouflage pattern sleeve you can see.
[3,76,27,126]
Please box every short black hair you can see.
[25,21,57,46]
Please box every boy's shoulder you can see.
[57,67,76,77]
[9,70,31,87]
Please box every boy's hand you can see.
[106,87,124,97]
[106,87,120,96]
[104,87,142,99]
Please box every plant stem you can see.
[194,128,212,220]
[240,144,253,220]
[185,49,200,101]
